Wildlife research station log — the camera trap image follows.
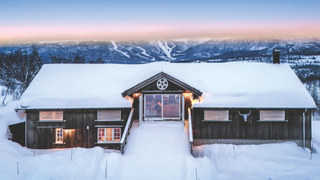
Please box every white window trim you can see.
[97,110,122,121]
[39,111,64,121]
[259,110,286,121]
[97,128,121,143]
[55,128,63,144]
[204,110,230,121]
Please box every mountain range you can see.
[1,38,320,64]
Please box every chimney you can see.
[273,49,280,64]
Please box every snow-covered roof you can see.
[18,62,316,109]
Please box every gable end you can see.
[121,72,203,98]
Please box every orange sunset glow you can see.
[1,0,320,44]
[1,21,320,44]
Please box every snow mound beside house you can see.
[194,121,320,180]
[0,141,123,180]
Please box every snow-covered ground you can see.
[1,102,320,179]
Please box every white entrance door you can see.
[144,94,180,120]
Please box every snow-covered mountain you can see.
[1,38,319,64]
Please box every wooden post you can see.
[33,140,36,156]
[17,161,19,175]
[105,161,107,178]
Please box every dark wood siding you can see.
[193,108,312,140]
[9,122,25,146]
[26,108,131,149]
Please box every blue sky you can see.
[1,0,320,43]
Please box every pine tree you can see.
[73,52,85,63]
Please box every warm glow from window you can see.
[106,128,113,141]
[98,128,121,143]
[98,128,105,141]
[55,128,63,144]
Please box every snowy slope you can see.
[156,41,176,61]
[110,40,130,58]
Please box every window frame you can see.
[204,110,230,121]
[144,94,181,120]
[97,110,122,121]
[55,128,63,144]
[97,128,121,143]
[39,111,63,121]
[259,110,286,121]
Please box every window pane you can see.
[204,110,229,121]
[56,128,63,143]
[163,95,180,118]
[98,128,105,141]
[114,128,121,141]
[106,128,113,141]
[40,111,63,121]
[260,110,285,121]
[97,110,121,121]
[145,95,162,117]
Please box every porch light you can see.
[65,130,69,133]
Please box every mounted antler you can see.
[238,110,251,122]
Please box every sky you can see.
[0,0,320,44]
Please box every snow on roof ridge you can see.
[20,62,315,109]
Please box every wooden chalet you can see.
[17,55,316,153]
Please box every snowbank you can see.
[0,142,123,180]
[1,105,320,179]
[194,133,320,179]
[312,120,320,153]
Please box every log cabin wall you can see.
[26,108,131,149]
[192,108,312,147]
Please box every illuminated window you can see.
[260,110,285,121]
[40,111,63,121]
[204,110,229,121]
[97,128,121,143]
[98,128,105,141]
[55,128,63,144]
[97,110,121,121]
